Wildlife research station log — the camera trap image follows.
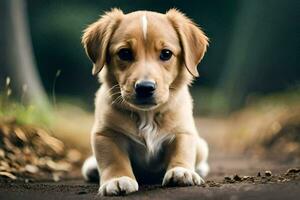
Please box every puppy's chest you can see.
[133,111,174,160]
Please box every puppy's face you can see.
[82,9,208,111]
[109,12,182,110]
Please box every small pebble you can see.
[265,170,272,177]
[242,176,255,182]
[77,191,87,195]
[286,168,300,175]
[233,174,242,181]
[257,172,261,177]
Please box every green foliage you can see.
[0,94,53,126]
[192,86,300,116]
[192,88,229,115]
[0,76,52,126]
[248,87,300,109]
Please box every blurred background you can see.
[1,0,299,112]
[0,0,299,181]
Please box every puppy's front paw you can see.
[99,176,138,196]
[162,167,204,187]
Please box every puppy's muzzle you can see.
[134,80,156,105]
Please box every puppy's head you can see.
[82,9,208,111]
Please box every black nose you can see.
[135,80,156,98]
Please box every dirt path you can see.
[1,153,299,200]
[1,181,299,200]
[1,117,299,199]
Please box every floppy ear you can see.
[82,8,123,75]
[166,9,209,77]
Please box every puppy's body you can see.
[81,9,209,196]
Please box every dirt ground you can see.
[0,117,299,199]
[0,153,299,200]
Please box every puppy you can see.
[81,9,209,196]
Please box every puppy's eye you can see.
[117,48,133,61]
[160,49,173,61]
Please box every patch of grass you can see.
[191,86,300,116]
[191,87,230,116]
[0,94,53,126]
[247,87,300,109]
[0,76,53,126]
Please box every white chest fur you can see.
[137,111,174,159]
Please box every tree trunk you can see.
[0,0,48,107]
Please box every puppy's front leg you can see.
[93,133,138,196]
[163,133,204,187]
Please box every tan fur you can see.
[82,9,209,196]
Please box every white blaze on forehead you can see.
[141,14,148,40]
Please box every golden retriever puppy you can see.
[81,9,209,196]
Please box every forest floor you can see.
[0,115,300,200]
[0,152,299,200]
